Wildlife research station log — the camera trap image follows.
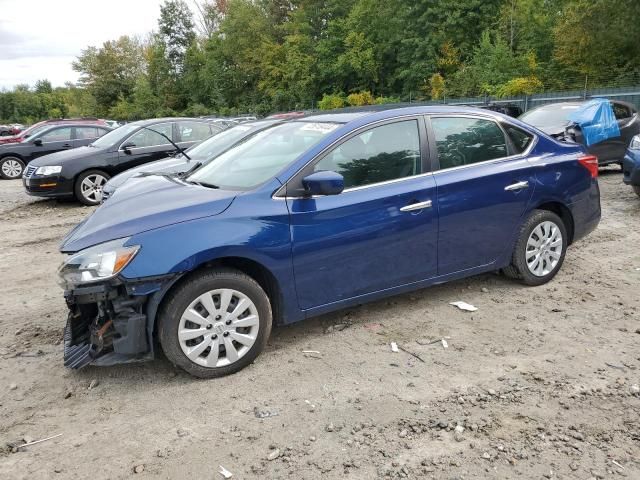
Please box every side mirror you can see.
[121,142,136,154]
[33,138,43,146]
[301,170,344,196]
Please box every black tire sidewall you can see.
[633,185,640,198]
[74,169,110,205]
[158,269,272,378]
[513,210,568,286]
[0,157,25,179]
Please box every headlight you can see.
[630,135,640,150]
[36,165,62,175]
[58,238,140,288]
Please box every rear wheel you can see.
[0,156,25,179]
[74,169,110,205]
[503,210,568,286]
[158,268,272,378]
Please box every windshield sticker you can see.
[300,123,339,133]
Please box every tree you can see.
[158,0,197,76]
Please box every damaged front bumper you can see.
[63,276,178,369]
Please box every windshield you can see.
[188,121,340,190]
[520,104,581,127]
[20,124,49,140]
[185,124,260,161]
[90,124,139,148]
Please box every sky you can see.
[0,0,185,90]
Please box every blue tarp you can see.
[568,98,620,147]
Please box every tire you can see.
[158,268,272,378]
[0,156,25,179]
[74,169,110,205]
[634,186,640,198]
[503,209,568,286]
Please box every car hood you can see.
[105,156,192,190]
[29,146,106,166]
[60,175,237,253]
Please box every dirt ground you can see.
[0,169,638,480]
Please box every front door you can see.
[286,118,438,310]
[117,122,175,172]
[428,116,537,274]
[29,126,74,161]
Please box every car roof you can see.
[525,99,637,112]
[130,117,212,126]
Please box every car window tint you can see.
[611,103,631,120]
[76,127,99,139]
[502,124,534,154]
[432,117,507,169]
[40,127,72,142]
[314,120,421,189]
[177,121,211,142]
[127,123,173,148]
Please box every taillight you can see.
[578,155,598,178]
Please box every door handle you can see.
[62,143,73,148]
[504,181,529,191]
[400,200,432,212]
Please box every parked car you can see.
[519,100,640,166]
[476,103,523,117]
[102,119,281,200]
[0,123,112,179]
[58,106,601,377]
[23,118,219,205]
[622,134,640,197]
[0,118,107,145]
[0,124,20,136]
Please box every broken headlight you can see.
[58,237,140,288]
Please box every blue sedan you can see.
[58,106,601,378]
[622,134,640,197]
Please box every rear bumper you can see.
[569,180,601,243]
[63,275,179,369]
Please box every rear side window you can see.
[126,123,173,148]
[611,102,631,120]
[503,124,534,154]
[313,120,421,189]
[177,121,212,142]
[432,117,507,169]
[75,127,99,139]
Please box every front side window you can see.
[188,121,340,190]
[432,117,507,169]
[611,102,631,120]
[39,127,72,142]
[177,121,212,142]
[126,123,173,148]
[313,120,421,189]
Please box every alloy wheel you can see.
[526,220,563,277]
[1,158,23,178]
[80,174,107,203]
[178,288,260,368]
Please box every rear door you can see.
[117,122,175,171]
[286,118,439,310]
[428,115,537,275]
[28,126,74,161]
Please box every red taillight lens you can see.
[578,155,598,178]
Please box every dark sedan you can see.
[0,123,112,179]
[23,118,221,205]
[101,119,281,200]
[519,100,640,166]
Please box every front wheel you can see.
[158,268,272,378]
[0,156,25,179]
[74,169,110,205]
[503,210,568,286]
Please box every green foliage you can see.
[1,0,639,123]
[318,93,346,110]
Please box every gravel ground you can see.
[0,169,639,480]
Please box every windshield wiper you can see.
[186,179,219,189]
[178,161,203,177]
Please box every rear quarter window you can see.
[503,124,534,154]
